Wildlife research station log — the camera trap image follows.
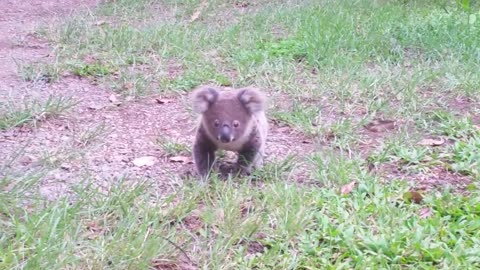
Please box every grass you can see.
[0,95,78,130]
[2,0,480,269]
[1,171,480,269]
[156,136,191,157]
[271,101,321,136]
[17,62,60,83]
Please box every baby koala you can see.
[190,85,268,178]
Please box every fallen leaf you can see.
[367,162,375,172]
[151,260,178,270]
[240,199,255,217]
[418,137,445,146]
[276,126,291,133]
[340,181,356,195]
[132,156,158,167]
[109,94,121,105]
[189,0,208,22]
[235,1,250,8]
[324,132,335,140]
[155,98,173,104]
[403,190,423,204]
[183,211,204,231]
[247,241,265,255]
[83,55,98,64]
[169,156,193,164]
[95,20,107,26]
[86,222,102,233]
[123,82,134,90]
[364,119,396,133]
[418,207,432,219]
[85,222,104,240]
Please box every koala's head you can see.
[191,86,266,144]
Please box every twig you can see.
[159,235,193,264]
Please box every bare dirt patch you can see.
[0,0,318,200]
[0,0,99,83]
[2,90,314,199]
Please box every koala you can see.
[190,85,268,178]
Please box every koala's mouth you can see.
[218,134,235,143]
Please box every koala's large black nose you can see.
[219,126,231,143]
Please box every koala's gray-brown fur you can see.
[190,85,268,178]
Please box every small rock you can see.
[155,98,174,104]
[418,137,445,146]
[88,104,105,110]
[364,119,396,133]
[3,131,14,138]
[132,156,158,167]
[95,20,107,26]
[53,171,64,181]
[61,71,74,77]
[169,156,193,164]
[18,155,33,166]
[109,94,122,106]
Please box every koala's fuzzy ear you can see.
[190,86,219,113]
[237,87,266,114]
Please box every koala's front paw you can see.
[239,165,253,176]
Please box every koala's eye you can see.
[214,120,220,127]
[233,120,240,128]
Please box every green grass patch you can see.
[450,135,480,178]
[1,172,480,269]
[71,62,114,78]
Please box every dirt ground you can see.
[1,0,474,201]
[0,0,316,200]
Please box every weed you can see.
[259,38,306,60]
[17,62,60,83]
[76,123,111,147]
[71,62,113,78]
[272,101,320,136]
[5,175,479,268]
[322,118,359,153]
[112,71,151,96]
[450,135,480,178]
[309,151,367,186]
[156,137,191,157]
[430,111,478,139]
[251,155,297,182]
